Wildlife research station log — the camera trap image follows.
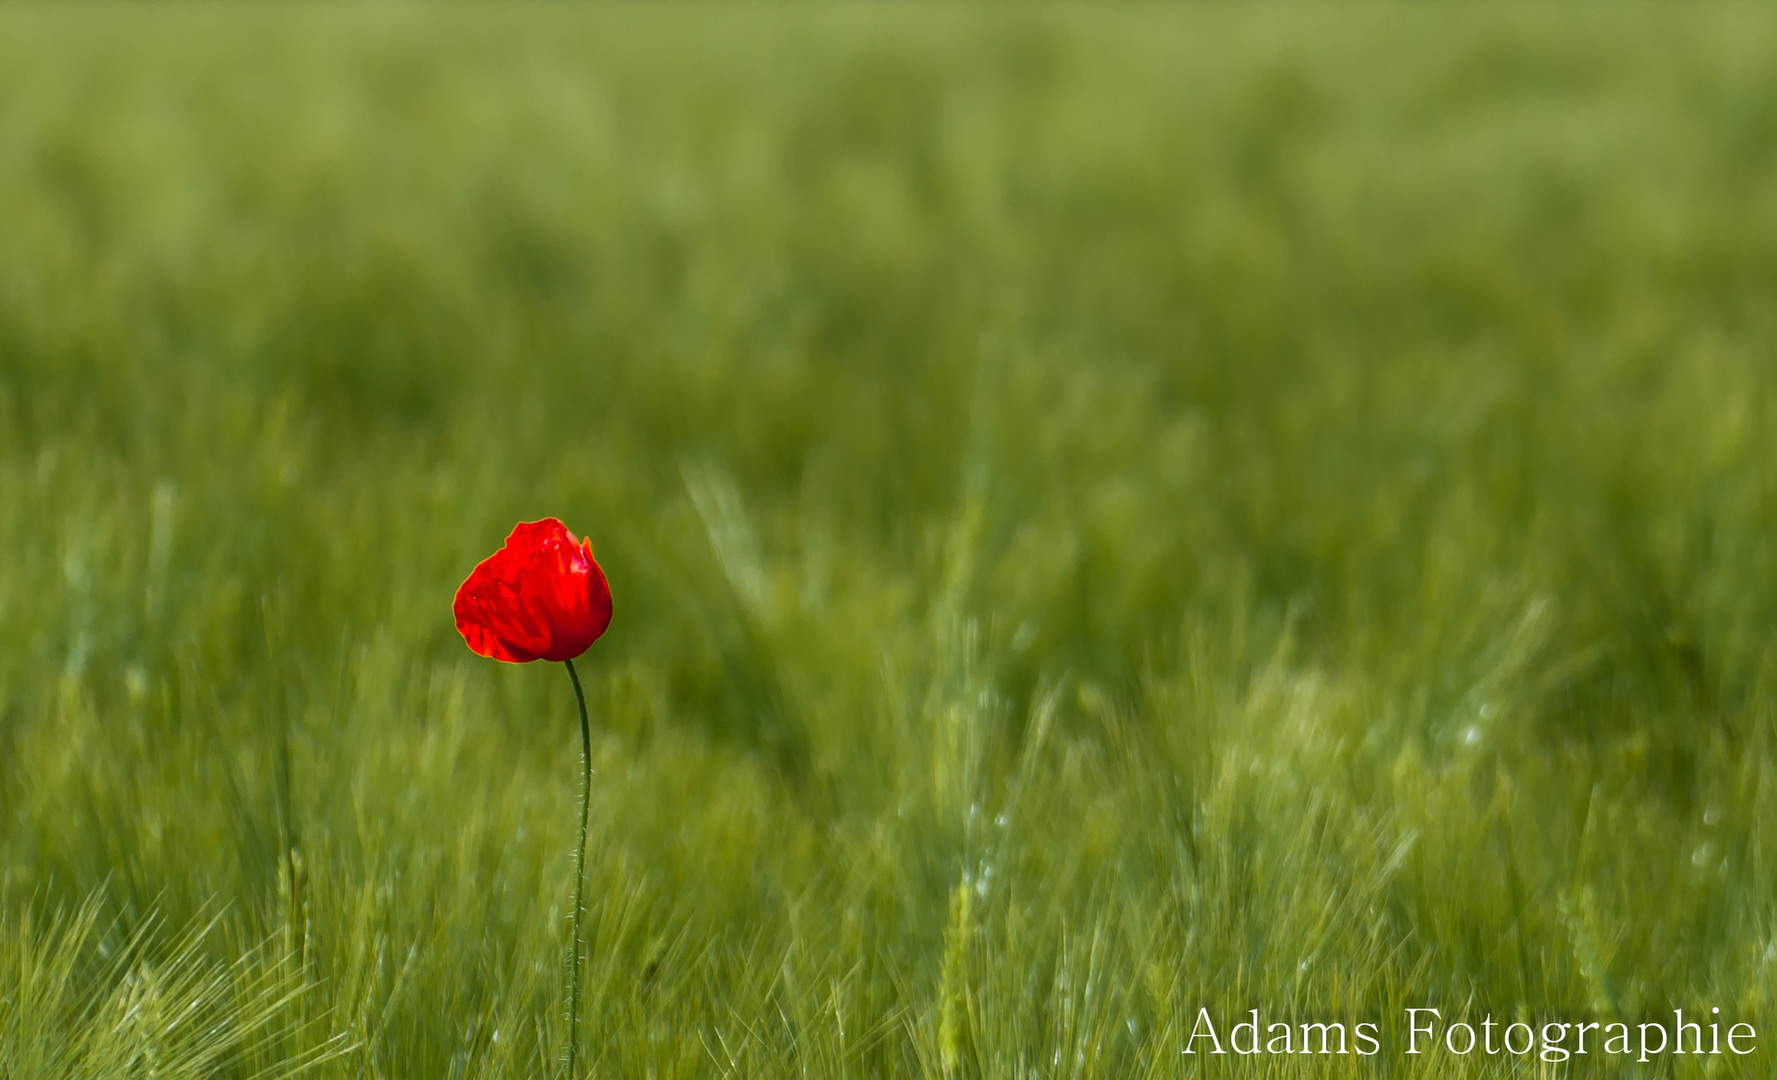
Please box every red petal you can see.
[454,518,612,664]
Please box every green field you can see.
[4,3,1777,1076]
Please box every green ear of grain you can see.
[936,876,973,1079]
[0,896,347,1080]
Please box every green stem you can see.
[564,658,592,1079]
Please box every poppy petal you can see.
[454,518,613,664]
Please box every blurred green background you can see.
[3,3,1777,1076]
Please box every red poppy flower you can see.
[454,518,613,663]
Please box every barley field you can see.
[3,3,1777,1077]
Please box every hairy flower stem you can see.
[564,658,592,1078]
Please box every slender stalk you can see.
[564,658,592,1078]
